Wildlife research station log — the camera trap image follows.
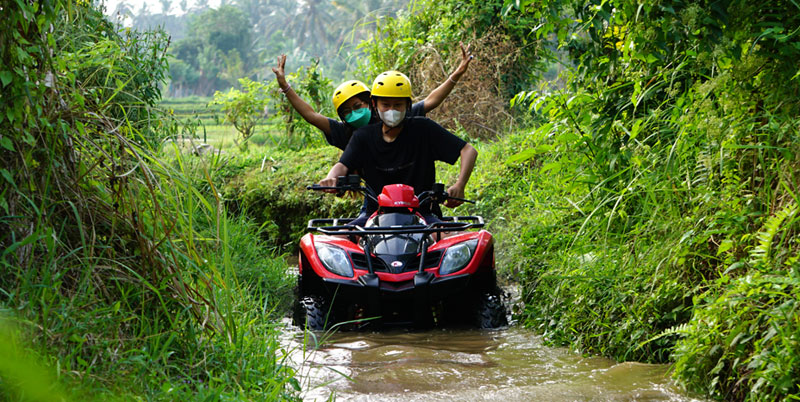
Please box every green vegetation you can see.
[220,147,360,252]
[5,0,799,400]
[1,2,298,399]
[167,5,255,95]
[358,0,800,400]
[211,78,271,151]
[161,96,221,126]
[159,97,275,151]
[116,0,413,96]
[357,0,557,138]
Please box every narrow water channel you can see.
[283,324,700,401]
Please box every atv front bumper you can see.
[321,271,473,301]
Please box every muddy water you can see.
[284,325,700,401]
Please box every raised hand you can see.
[451,42,473,81]
[271,54,289,89]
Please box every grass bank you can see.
[1,3,302,399]
[443,114,798,401]
[359,1,800,400]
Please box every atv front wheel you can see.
[295,295,330,330]
[474,291,508,329]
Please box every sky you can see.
[98,0,221,16]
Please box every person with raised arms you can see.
[271,43,474,150]
[318,71,478,226]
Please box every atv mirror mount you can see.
[336,175,379,203]
[308,175,378,201]
[337,174,362,188]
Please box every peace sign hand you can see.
[271,54,289,88]
[452,42,473,80]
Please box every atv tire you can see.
[295,295,329,330]
[474,291,508,329]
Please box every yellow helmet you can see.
[371,71,412,98]
[332,80,371,112]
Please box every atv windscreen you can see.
[364,212,428,254]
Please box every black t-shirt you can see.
[325,101,426,150]
[339,116,466,212]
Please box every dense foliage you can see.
[461,0,798,400]
[4,0,799,400]
[1,2,297,399]
[358,0,564,138]
[360,0,800,400]
[219,147,360,253]
[114,0,412,96]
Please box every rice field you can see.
[159,96,290,151]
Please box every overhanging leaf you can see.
[0,71,12,87]
[506,148,537,164]
[540,161,562,173]
[0,136,13,151]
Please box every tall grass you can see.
[0,318,68,401]
[421,0,800,400]
[445,74,799,399]
[1,2,299,399]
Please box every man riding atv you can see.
[318,70,478,225]
[296,71,502,330]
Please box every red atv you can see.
[293,175,507,330]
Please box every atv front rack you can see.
[306,216,484,235]
[306,216,485,277]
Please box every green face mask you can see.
[344,107,371,128]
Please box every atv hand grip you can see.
[307,185,341,190]
[447,196,476,204]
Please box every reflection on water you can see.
[282,323,701,401]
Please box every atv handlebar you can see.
[308,175,476,206]
[416,183,475,207]
[306,184,343,191]
[307,175,376,200]
[307,216,484,234]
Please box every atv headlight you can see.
[439,239,478,275]
[315,243,354,278]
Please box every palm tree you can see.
[111,1,134,22]
[287,0,337,56]
[235,0,410,76]
[327,0,407,51]
[159,0,171,14]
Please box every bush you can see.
[404,1,800,400]
[673,272,800,401]
[357,0,565,138]
[220,146,360,253]
[0,2,299,398]
[211,77,270,151]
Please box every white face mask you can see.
[379,108,406,128]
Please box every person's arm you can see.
[319,162,349,192]
[272,54,331,135]
[445,143,477,208]
[422,42,473,114]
